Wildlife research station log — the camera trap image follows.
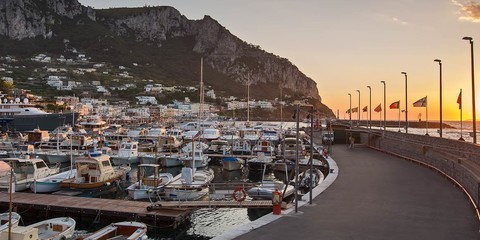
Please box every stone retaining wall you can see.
[357,130,480,209]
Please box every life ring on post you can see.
[233,186,247,202]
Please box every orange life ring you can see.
[233,186,247,202]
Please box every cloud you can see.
[452,0,480,22]
[391,17,409,25]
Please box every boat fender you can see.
[233,186,247,202]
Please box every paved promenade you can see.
[234,144,479,240]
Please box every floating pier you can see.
[0,192,191,228]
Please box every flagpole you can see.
[460,89,464,141]
[426,97,429,136]
[398,107,401,132]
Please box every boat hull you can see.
[0,112,79,132]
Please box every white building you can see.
[136,96,157,105]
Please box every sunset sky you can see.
[78,0,480,121]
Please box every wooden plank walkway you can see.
[151,200,272,209]
[0,192,191,227]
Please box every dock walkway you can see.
[233,143,480,240]
[0,192,191,228]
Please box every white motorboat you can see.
[111,140,140,165]
[0,157,60,192]
[247,179,295,201]
[162,167,214,201]
[126,164,173,200]
[181,150,210,168]
[82,221,147,240]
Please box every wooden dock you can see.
[149,200,272,210]
[0,192,191,228]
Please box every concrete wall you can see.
[357,129,480,209]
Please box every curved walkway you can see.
[233,144,479,240]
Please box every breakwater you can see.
[351,128,480,219]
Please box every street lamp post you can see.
[348,93,352,127]
[463,36,476,144]
[401,72,408,133]
[381,81,386,131]
[356,90,360,126]
[434,59,443,138]
[367,86,371,129]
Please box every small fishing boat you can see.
[61,151,131,189]
[30,169,77,193]
[0,212,21,232]
[82,221,147,240]
[162,167,214,201]
[1,216,76,240]
[222,157,245,171]
[126,164,173,200]
[0,157,60,191]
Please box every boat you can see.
[252,140,276,157]
[0,212,21,233]
[181,150,210,168]
[0,98,79,132]
[200,128,221,141]
[1,216,76,240]
[162,167,214,201]
[0,157,60,192]
[60,151,131,189]
[247,152,273,172]
[156,153,184,168]
[126,164,173,200]
[219,129,241,144]
[204,139,230,155]
[231,139,252,155]
[247,179,295,201]
[279,137,305,160]
[159,136,182,152]
[111,140,140,165]
[242,128,261,145]
[299,168,325,190]
[77,115,109,133]
[81,221,147,240]
[29,169,77,193]
[222,157,245,171]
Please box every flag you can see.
[457,90,462,110]
[413,96,427,107]
[346,109,351,114]
[374,104,382,112]
[352,107,358,113]
[362,106,368,112]
[389,101,400,109]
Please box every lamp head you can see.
[367,85,371,89]
[348,93,351,96]
[401,72,407,75]
[380,81,385,84]
[434,59,441,63]
[356,90,360,93]
[463,36,473,41]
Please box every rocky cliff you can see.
[0,0,324,103]
[99,7,320,100]
[0,0,94,39]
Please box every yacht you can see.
[0,98,78,132]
